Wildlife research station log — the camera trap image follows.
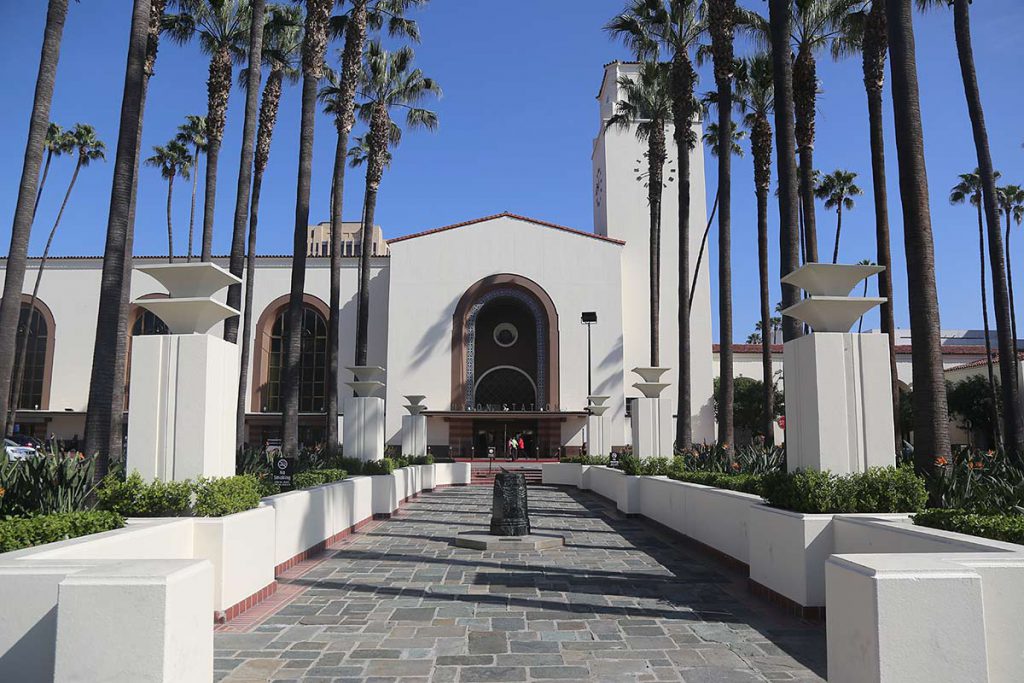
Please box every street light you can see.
[581,311,597,396]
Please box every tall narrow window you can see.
[13,303,49,410]
[266,306,328,413]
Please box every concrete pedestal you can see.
[783,332,895,474]
[585,414,611,458]
[127,334,238,481]
[401,414,427,457]
[343,396,385,462]
[630,397,673,459]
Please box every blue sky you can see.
[1,0,1022,342]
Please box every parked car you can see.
[6,433,42,449]
[5,439,36,461]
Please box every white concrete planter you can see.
[541,462,586,487]
[684,485,760,564]
[422,463,436,490]
[585,465,623,502]
[747,504,835,607]
[193,505,275,613]
[617,475,643,515]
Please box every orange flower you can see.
[0,487,5,497]
[934,456,949,467]
[731,462,741,471]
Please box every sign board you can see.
[609,451,620,469]
[487,446,496,458]
[273,455,294,488]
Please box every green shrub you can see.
[0,510,124,553]
[392,456,410,468]
[364,458,396,475]
[667,469,764,495]
[619,453,642,475]
[96,472,192,517]
[760,467,927,514]
[408,455,435,465]
[292,469,348,489]
[914,509,1024,546]
[193,476,262,517]
[0,446,98,517]
[559,454,610,466]
[97,473,262,518]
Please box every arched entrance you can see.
[450,274,560,458]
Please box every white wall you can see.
[385,215,627,446]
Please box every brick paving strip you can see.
[215,486,826,682]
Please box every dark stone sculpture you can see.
[490,470,531,536]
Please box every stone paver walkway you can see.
[215,486,825,682]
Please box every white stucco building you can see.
[0,63,716,456]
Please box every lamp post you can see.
[581,311,597,396]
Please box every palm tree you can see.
[223,0,265,345]
[885,0,950,470]
[834,0,900,449]
[0,0,70,439]
[735,54,775,444]
[815,169,862,263]
[280,0,333,454]
[33,123,75,218]
[319,0,424,450]
[606,0,705,448]
[920,0,1021,456]
[352,42,440,369]
[607,61,673,370]
[164,0,252,263]
[8,124,105,431]
[747,332,762,344]
[236,3,302,449]
[175,114,208,262]
[762,0,802,344]
[145,140,193,262]
[84,0,154,462]
[951,170,1002,446]
[998,182,1024,385]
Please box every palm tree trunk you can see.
[768,0,802,344]
[237,68,283,449]
[224,0,265,344]
[327,124,349,448]
[1006,212,1020,390]
[798,151,819,263]
[672,51,695,449]
[832,205,843,264]
[862,3,902,449]
[716,82,734,448]
[187,149,199,262]
[200,46,232,263]
[858,279,868,333]
[354,183,378,368]
[976,205,1002,446]
[84,0,151,460]
[886,0,952,470]
[0,0,68,439]
[166,174,174,263]
[33,149,55,219]
[689,189,718,310]
[647,128,665,368]
[8,157,81,430]
[236,165,264,448]
[952,0,1021,457]
[756,185,773,444]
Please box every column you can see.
[343,366,386,462]
[401,395,428,458]
[629,367,673,459]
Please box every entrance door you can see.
[472,420,538,459]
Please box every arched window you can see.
[13,301,53,410]
[132,309,169,336]
[265,306,328,413]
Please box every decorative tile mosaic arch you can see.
[464,287,548,410]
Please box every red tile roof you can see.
[714,343,992,356]
[946,352,1024,372]
[386,212,625,246]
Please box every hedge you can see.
[97,473,262,518]
[363,458,396,475]
[760,467,927,514]
[913,509,1024,546]
[0,510,125,553]
[292,469,348,489]
[667,470,765,495]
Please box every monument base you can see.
[127,334,238,481]
[454,532,564,551]
[343,396,385,462]
[630,397,673,459]
[401,414,427,457]
[585,414,611,458]
[783,332,896,474]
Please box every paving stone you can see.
[216,486,826,683]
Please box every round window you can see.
[493,323,519,348]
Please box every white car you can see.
[5,439,36,462]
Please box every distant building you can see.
[306,221,389,258]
